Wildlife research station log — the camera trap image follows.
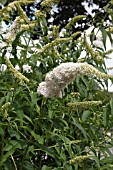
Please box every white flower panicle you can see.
[37,62,112,98]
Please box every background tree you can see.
[0,0,111,34]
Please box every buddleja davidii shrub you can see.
[0,0,113,170]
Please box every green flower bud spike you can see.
[5,56,29,83]
[69,155,93,164]
[67,101,102,110]
[65,15,86,30]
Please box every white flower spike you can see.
[37,62,112,98]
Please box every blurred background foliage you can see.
[0,0,113,170]
[0,0,111,35]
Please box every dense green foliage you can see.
[0,0,113,169]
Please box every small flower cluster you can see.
[106,26,113,33]
[103,49,113,55]
[69,155,93,164]
[35,10,46,18]
[21,22,36,30]
[47,25,60,39]
[1,102,11,118]
[37,62,112,98]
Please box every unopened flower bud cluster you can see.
[0,0,35,20]
[65,15,86,30]
[67,101,102,110]
[35,10,46,18]
[1,102,11,118]
[70,155,93,164]
[37,62,112,98]
[37,37,72,55]
[5,56,29,83]
[47,25,60,39]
